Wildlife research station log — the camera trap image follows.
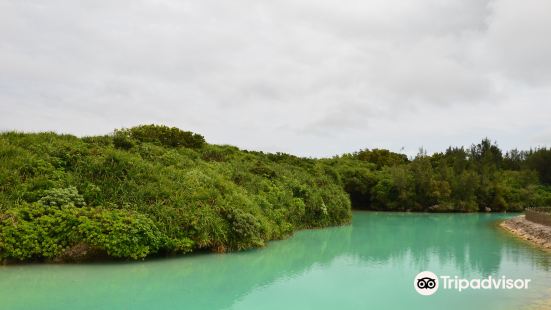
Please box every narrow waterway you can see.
[1,212,550,309]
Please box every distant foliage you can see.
[525,148,551,185]
[330,139,551,212]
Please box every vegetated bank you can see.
[1,125,550,263]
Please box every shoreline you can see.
[1,212,522,265]
[500,215,551,250]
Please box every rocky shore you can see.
[500,215,551,250]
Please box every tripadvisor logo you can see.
[414,271,439,296]
[414,271,531,296]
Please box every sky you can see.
[1,0,550,157]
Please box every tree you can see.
[525,148,551,185]
[353,148,408,169]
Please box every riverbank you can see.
[500,215,551,250]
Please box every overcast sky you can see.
[1,0,550,157]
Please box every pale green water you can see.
[1,212,551,310]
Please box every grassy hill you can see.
[0,125,351,262]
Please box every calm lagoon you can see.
[1,212,550,310]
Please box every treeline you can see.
[328,138,551,212]
[0,125,550,262]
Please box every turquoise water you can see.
[1,212,551,310]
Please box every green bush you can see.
[117,124,205,149]
[0,203,168,261]
[222,206,264,250]
[38,186,86,207]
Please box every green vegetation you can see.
[1,125,550,262]
[328,139,551,212]
[0,125,350,262]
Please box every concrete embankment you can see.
[500,215,551,250]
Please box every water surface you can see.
[1,212,551,309]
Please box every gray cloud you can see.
[1,0,550,156]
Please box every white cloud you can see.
[0,0,550,156]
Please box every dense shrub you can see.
[0,202,168,261]
[222,206,264,250]
[38,186,86,207]
[351,148,408,169]
[0,126,352,262]
[115,124,205,149]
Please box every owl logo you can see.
[414,271,439,296]
[416,277,436,289]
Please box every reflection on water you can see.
[0,212,550,310]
